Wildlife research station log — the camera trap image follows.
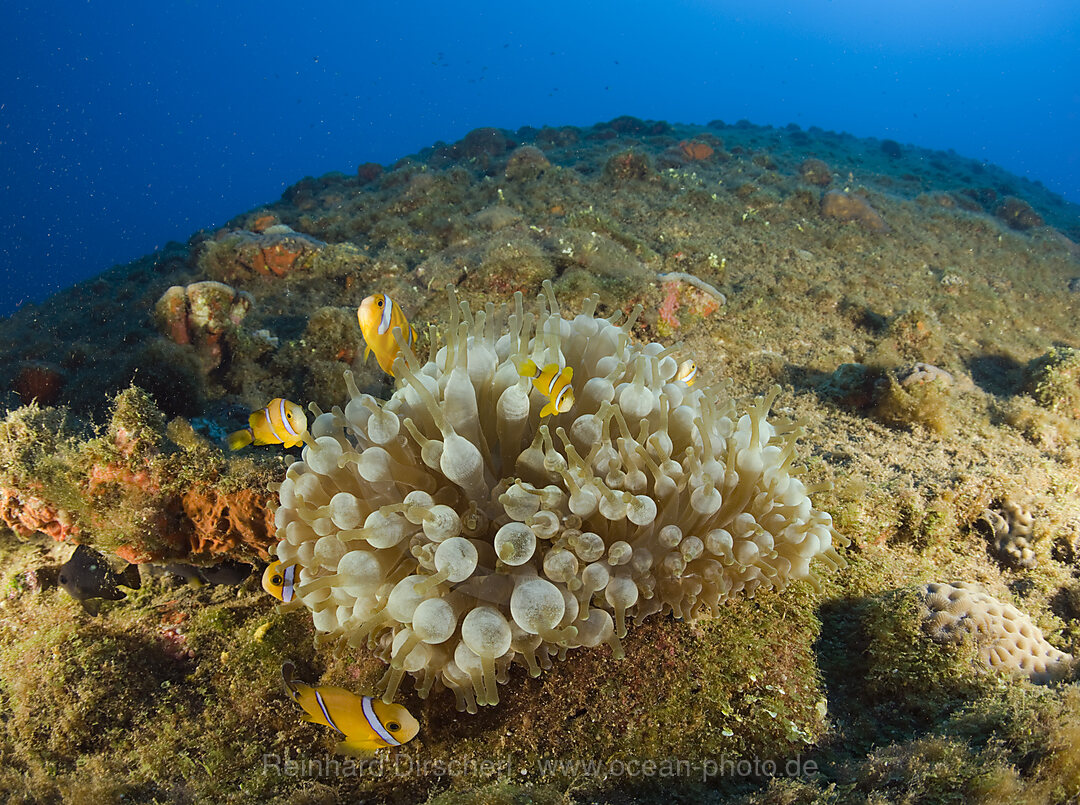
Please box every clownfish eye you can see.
[386,721,401,732]
[272,574,283,586]
[377,298,384,307]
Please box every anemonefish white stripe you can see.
[378,296,394,335]
[314,690,345,736]
[554,383,572,410]
[282,563,296,602]
[546,370,559,395]
[278,398,298,438]
[361,696,401,745]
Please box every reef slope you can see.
[0,117,1079,804]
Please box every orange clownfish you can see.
[262,560,298,603]
[227,398,308,450]
[675,359,697,386]
[519,358,574,417]
[281,661,420,757]
[357,294,417,377]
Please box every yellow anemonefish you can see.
[675,359,698,386]
[519,358,574,417]
[262,560,298,603]
[227,398,308,450]
[357,294,417,377]
[281,661,420,757]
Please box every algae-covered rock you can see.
[871,371,956,434]
[603,149,655,183]
[153,281,253,373]
[504,145,551,181]
[1025,346,1080,418]
[0,388,279,563]
[199,227,325,281]
[303,306,362,364]
[862,586,996,721]
[995,196,1044,230]
[798,157,833,186]
[820,189,890,233]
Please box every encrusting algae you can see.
[271,282,846,711]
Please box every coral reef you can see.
[921,582,1074,683]
[2,114,1080,803]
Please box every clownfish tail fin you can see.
[281,661,301,699]
[227,428,253,451]
[519,358,538,378]
[335,739,377,759]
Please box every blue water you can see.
[2,0,1077,318]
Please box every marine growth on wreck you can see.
[272,283,844,711]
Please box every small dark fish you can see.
[198,559,253,586]
[142,560,253,587]
[58,545,140,611]
[146,563,205,587]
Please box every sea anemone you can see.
[271,283,844,711]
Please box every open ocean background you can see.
[1,0,1077,319]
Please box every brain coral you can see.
[271,284,844,711]
[922,582,1074,684]
[981,499,1037,569]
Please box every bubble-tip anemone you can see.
[272,283,845,712]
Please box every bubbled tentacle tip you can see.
[271,281,847,712]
